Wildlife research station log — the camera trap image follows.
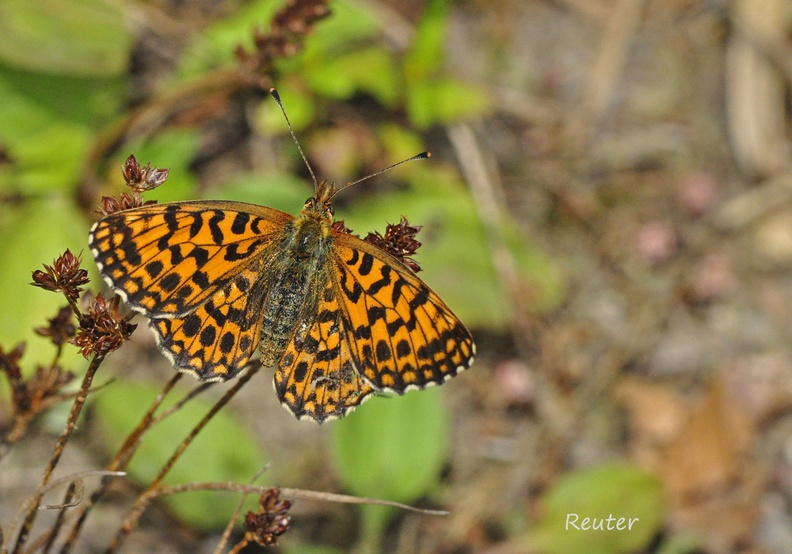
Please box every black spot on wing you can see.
[358,252,374,276]
[231,211,251,235]
[145,260,164,278]
[376,340,392,362]
[182,314,201,337]
[189,212,203,238]
[367,264,391,296]
[395,339,411,358]
[190,247,209,267]
[193,271,210,289]
[121,240,141,266]
[208,210,225,244]
[294,361,309,384]
[160,273,180,292]
[224,240,263,262]
[220,331,235,354]
[199,325,217,347]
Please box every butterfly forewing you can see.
[89,201,291,380]
[89,201,292,317]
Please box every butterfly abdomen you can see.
[258,217,332,367]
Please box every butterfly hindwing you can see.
[274,277,376,421]
[151,270,263,380]
[331,234,475,393]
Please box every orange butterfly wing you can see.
[91,199,475,421]
[89,201,291,379]
[274,276,376,421]
[151,270,263,380]
[331,233,475,391]
[274,231,475,421]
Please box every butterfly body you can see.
[90,181,474,421]
[256,203,333,366]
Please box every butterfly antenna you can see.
[269,88,319,189]
[337,151,432,195]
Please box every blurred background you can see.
[1,0,792,552]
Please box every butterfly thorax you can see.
[257,208,333,367]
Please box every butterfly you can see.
[89,100,473,421]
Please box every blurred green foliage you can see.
[94,380,267,530]
[331,387,448,550]
[0,0,130,368]
[0,0,563,538]
[0,0,131,76]
[525,464,665,554]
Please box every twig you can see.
[41,482,77,554]
[59,372,183,553]
[149,381,214,426]
[5,470,124,551]
[105,363,261,553]
[214,465,271,554]
[725,0,790,177]
[10,355,105,554]
[447,122,575,441]
[566,0,647,148]
[149,482,448,517]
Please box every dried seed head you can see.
[31,250,90,301]
[97,193,157,216]
[331,220,354,235]
[0,343,74,418]
[243,488,293,547]
[121,154,169,193]
[0,342,25,382]
[235,0,331,75]
[365,216,423,273]
[34,306,77,347]
[71,294,136,358]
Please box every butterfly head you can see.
[301,179,336,222]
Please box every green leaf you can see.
[400,0,489,128]
[406,78,489,129]
[331,387,448,501]
[255,83,317,135]
[656,532,704,554]
[208,171,313,214]
[0,64,122,129]
[403,0,448,83]
[0,195,91,371]
[376,123,426,164]
[288,1,398,105]
[526,464,665,554]
[0,0,131,76]
[94,379,267,530]
[297,0,381,60]
[177,0,282,77]
[304,46,399,106]
[0,65,123,193]
[178,0,379,79]
[0,121,91,193]
[330,387,448,549]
